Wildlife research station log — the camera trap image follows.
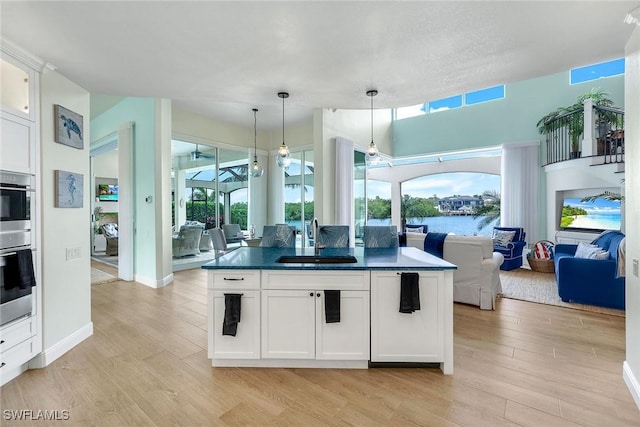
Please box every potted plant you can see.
[536,88,616,159]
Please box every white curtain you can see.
[335,136,355,247]
[501,141,540,245]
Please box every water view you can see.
[368,216,499,237]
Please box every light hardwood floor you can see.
[2,262,638,426]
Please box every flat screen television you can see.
[98,184,118,201]
[560,197,621,232]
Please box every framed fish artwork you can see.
[54,104,84,149]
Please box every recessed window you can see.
[465,85,505,105]
[395,103,427,120]
[428,95,463,113]
[570,58,625,85]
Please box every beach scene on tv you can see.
[560,197,621,231]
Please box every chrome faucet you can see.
[312,217,324,256]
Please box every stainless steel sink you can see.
[275,255,358,264]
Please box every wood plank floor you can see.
[2,262,638,426]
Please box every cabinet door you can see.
[261,290,315,359]
[1,113,34,174]
[211,290,260,360]
[315,290,370,360]
[371,271,444,362]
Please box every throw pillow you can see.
[406,226,423,233]
[574,241,601,259]
[593,250,610,260]
[532,241,553,259]
[492,230,515,246]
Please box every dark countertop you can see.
[201,247,456,271]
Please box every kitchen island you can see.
[203,246,456,373]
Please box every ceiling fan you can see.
[190,144,215,161]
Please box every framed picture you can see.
[55,170,84,208]
[54,104,84,149]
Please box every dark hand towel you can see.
[324,290,341,323]
[222,293,242,336]
[399,272,420,314]
[4,249,36,290]
[424,232,448,259]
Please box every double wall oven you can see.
[0,170,36,327]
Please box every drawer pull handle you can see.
[0,340,4,344]
[309,292,314,297]
[0,363,5,368]
[317,293,321,297]
[223,277,245,281]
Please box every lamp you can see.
[366,89,381,166]
[276,91,292,168]
[250,108,264,178]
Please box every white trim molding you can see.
[623,361,640,410]
[0,37,56,72]
[134,273,173,289]
[29,322,93,368]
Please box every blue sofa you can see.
[554,231,625,310]
[492,227,526,271]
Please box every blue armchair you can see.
[492,227,526,271]
[554,231,625,310]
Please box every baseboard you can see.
[29,322,93,368]
[134,273,173,288]
[623,361,640,410]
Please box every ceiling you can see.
[2,1,639,130]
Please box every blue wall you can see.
[91,97,158,281]
[393,72,624,157]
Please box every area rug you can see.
[92,253,118,267]
[499,268,625,316]
[91,267,117,285]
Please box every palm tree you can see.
[473,190,501,231]
[400,194,432,231]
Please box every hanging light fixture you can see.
[365,89,381,166]
[250,108,264,178]
[276,91,292,168]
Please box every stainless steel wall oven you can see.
[0,170,36,326]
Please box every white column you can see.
[335,137,355,245]
[175,169,186,228]
[582,98,595,157]
[391,181,401,230]
[118,121,134,281]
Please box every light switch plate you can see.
[66,247,81,260]
[633,259,639,277]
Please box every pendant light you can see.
[365,89,381,166]
[250,108,264,178]
[276,91,292,168]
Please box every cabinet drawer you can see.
[209,270,260,290]
[262,270,369,291]
[0,338,33,383]
[0,317,35,354]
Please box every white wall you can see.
[624,25,640,410]
[313,108,392,224]
[544,159,625,242]
[93,149,118,178]
[39,70,92,362]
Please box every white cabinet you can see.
[261,290,316,359]
[210,290,260,360]
[261,289,370,361]
[1,112,34,174]
[370,270,453,374]
[208,270,261,362]
[315,290,369,361]
[0,314,38,385]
